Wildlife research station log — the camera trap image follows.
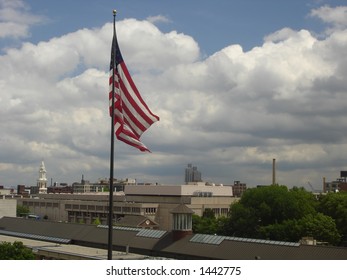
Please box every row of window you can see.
[173,213,192,230]
[210,208,229,216]
[22,201,59,208]
[65,204,158,215]
[145,207,157,214]
[68,211,108,218]
[65,205,154,215]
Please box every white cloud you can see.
[0,0,45,38]
[310,5,347,29]
[146,15,171,24]
[116,19,200,72]
[0,5,347,190]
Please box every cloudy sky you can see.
[0,0,346,190]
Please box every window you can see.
[173,214,192,230]
[145,207,157,214]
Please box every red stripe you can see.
[113,100,149,151]
[119,63,159,123]
[118,75,155,134]
[117,135,149,152]
[108,44,158,152]
[115,125,149,152]
[122,104,147,137]
[120,63,158,118]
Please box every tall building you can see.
[37,161,47,194]
[232,181,247,197]
[185,164,202,183]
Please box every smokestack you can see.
[272,158,276,185]
[323,177,326,193]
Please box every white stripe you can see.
[114,122,121,131]
[110,69,144,137]
[109,64,156,152]
[118,64,158,124]
[121,104,145,136]
[117,67,150,132]
[118,131,148,150]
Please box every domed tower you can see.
[37,161,47,194]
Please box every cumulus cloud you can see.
[0,4,346,190]
[0,0,45,38]
[310,5,347,30]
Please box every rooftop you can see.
[0,217,346,260]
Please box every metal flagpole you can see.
[108,9,117,261]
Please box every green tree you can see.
[226,185,317,238]
[258,219,302,241]
[16,205,30,217]
[227,202,259,237]
[288,187,318,218]
[318,192,347,245]
[202,208,215,219]
[299,213,341,245]
[239,185,317,225]
[192,209,228,235]
[259,213,341,245]
[92,217,101,225]
[193,214,217,234]
[192,209,218,234]
[224,185,321,241]
[0,241,35,260]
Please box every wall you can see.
[125,184,233,197]
[0,198,17,218]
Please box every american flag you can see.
[109,33,159,152]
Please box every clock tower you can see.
[37,161,47,194]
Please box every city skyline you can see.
[0,0,347,189]
[3,159,343,192]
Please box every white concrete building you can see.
[125,182,233,197]
[16,182,238,231]
[0,198,16,218]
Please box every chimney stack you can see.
[272,158,276,185]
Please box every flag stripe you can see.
[117,64,159,131]
[117,67,152,137]
[118,63,159,123]
[109,33,159,152]
[114,120,149,152]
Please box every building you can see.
[0,198,16,219]
[15,182,237,231]
[17,185,40,196]
[185,164,202,183]
[324,171,347,192]
[0,186,12,196]
[37,161,47,194]
[47,185,73,194]
[232,181,247,197]
[0,216,346,260]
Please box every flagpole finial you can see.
[113,9,117,16]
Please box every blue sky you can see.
[1,0,347,189]
[8,0,343,54]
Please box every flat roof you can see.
[1,217,346,260]
[0,235,149,260]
